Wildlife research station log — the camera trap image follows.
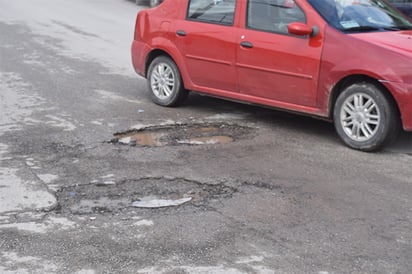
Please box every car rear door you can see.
[173,0,238,94]
[236,0,322,107]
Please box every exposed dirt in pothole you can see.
[111,123,252,147]
[55,177,236,214]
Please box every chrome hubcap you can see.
[340,93,380,141]
[151,63,175,100]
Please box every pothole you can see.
[111,123,252,147]
[56,178,235,214]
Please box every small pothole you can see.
[56,178,235,214]
[111,123,252,147]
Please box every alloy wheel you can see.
[150,62,175,100]
[340,93,380,142]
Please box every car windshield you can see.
[308,0,412,32]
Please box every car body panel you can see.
[353,30,412,59]
[236,28,322,107]
[174,21,238,93]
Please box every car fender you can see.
[316,27,407,116]
[147,36,194,90]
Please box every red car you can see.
[131,0,412,151]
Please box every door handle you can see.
[176,30,186,36]
[240,41,253,48]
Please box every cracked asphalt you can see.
[0,0,411,273]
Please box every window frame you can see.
[186,0,237,26]
[246,0,307,36]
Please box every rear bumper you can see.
[131,40,151,78]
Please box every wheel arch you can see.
[144,48,191,89]
[145,49,172,77]
[330,74,402,151]
[329,74,401,120]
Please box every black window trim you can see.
[186,0,237,26]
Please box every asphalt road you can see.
[0,0,411,273]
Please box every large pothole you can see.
[56,178,235,214]
[111,123,252,147]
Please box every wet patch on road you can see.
[56,177,236,214]
[111,123,252,147]
[51,20,100,38]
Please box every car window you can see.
[187,0,236,25]
[247,0,306,34]
[309,0,412,32]
[389,0,412,19]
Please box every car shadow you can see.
[184,93,412,155]
[385,131,412,155]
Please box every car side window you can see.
[247,0,306,34]
[187,0,236,25]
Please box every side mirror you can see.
[288,22,319,37]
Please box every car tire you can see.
[149,0,160,7]
[333,82,400,151]
[147,56,188,107]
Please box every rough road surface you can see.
[0,0,411,273]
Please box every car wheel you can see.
[333,82,400,151]
[149,0,160,7]
[147,56,188,107]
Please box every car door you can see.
[174,0,238,94]
[236,0,322,107]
